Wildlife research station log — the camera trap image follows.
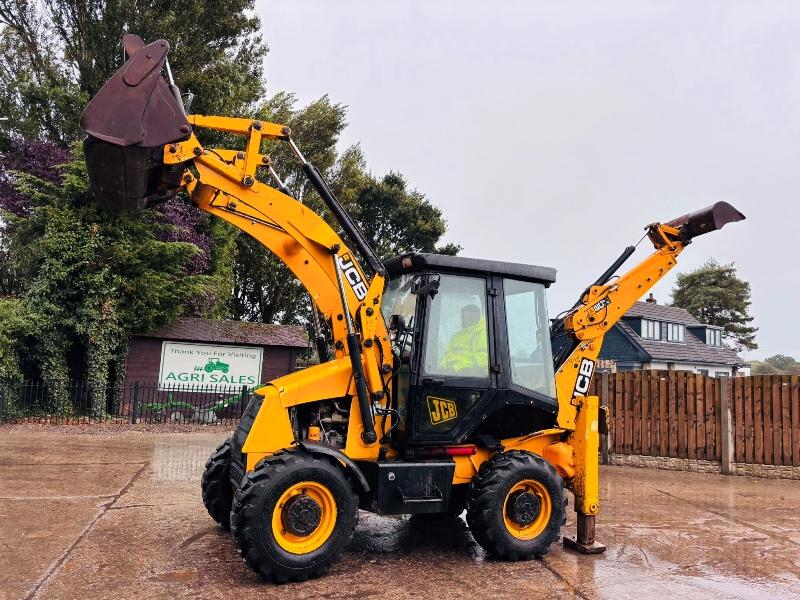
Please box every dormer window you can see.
[666,323,685,343]
[707,328,722,346]
[642,319,661,340]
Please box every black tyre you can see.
[201,438,234,529]
[466,450,566,560]
[230,450,359,583]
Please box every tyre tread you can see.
[201,438,234,530]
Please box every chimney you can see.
[645,293,657,304]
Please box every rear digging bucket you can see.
[666,201,745,240]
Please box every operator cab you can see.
[382,253,558,448]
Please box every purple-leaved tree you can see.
[0,140,71,215]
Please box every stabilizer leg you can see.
[564,513,606,554]
[563,395,606,554]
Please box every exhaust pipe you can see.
[80,34,192,210]
[665,201,745,241]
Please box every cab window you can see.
[423,275,489,378]
[503,278,556,397]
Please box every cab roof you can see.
[384,253,557,287]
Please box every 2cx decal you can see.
[573,358,595,399]
[427,396,458,425]
[591,297,611,313]
[337,253,368,301]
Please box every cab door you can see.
[407,273,499,444]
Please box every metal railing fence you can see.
[0,380,252,425]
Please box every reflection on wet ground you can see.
[2,429,799,599]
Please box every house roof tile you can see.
[137,318,309,348]
[617,321,743,366]
[624,301,702,324]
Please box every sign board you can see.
[158,342,263,390]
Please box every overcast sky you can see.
[256,1,799,360]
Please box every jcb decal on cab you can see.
[427,396,457,425]
[573,358,595,399]
[337,253,368,301]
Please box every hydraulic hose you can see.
[332,253,377,444]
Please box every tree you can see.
[750,355,800,375]
[0,0,266,144]
[671,259,757,351]
[0,138,72,296]
[0,0,265,327]
[351,171,461,259]
[3,151,220,413]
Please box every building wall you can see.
[598,327,643,363]
[647,361,734,377]
[124,336,298,387]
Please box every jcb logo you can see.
[427,396,457,425]
[572,358,595,399]
[337,253,368,301]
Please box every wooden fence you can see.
[590,371,800,468]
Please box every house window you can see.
[666,323,685,342]
[698,369,709,376]
[707,329,722,346]
[641,319,661,340]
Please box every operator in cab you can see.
[440,304,488,376]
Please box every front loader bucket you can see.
[666,201,745,240]
[80,34,192,210]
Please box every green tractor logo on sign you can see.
[203,358,230,374]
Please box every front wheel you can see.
[230,450,358,583]
[466,450,566,560]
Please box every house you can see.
[124,317,309,388]
[597,294,747,377]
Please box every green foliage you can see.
[351,171,461,259]
[0,0,266,143]
[671,259,758,351]
[3,151,219,412]
[0,298,36,380]
[750,355,800,375]
[0,0,261,370]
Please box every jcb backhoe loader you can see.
[81,36,745,582]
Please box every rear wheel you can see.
[230,450,358,582]
[466,450,566,560]
[201,438,234,529]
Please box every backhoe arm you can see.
[552,201,744,553]
[552,201,745,430]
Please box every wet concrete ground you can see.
[1,429,799,600]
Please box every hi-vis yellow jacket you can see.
[440,319,488,374]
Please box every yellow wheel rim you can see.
[502,479,552,540]
[271,481,337,554]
